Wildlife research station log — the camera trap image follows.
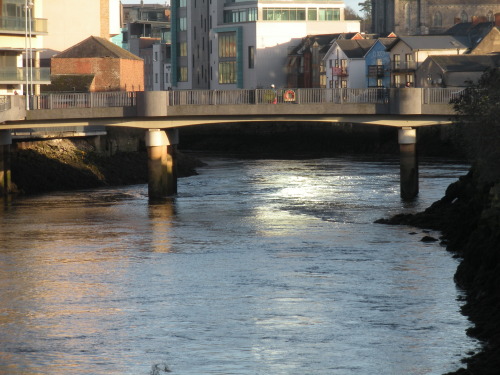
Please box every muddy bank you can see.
[10,138,205,195]
[376,169,500,375]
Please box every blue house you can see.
[364,38,397,88]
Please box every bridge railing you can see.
[422,88,465,104]
[168,88,391,106]
[22,88,466,111]
[30,92,136,110]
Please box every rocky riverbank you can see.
[9,138,205,195]
[376,169,500,375]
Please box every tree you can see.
[358,0,371,18]
[344,6,362,21]
[452,68,500,185]
[357,0,372,33]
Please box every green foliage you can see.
[357,0,372,32]
[452,68,500,185]
[358,0,371,18]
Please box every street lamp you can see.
[24,0,34,110]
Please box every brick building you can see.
[51,36,144,92]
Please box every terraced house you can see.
[171,0,360,90]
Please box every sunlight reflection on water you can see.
[0,156,479,375]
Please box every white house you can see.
[323,39,376,88]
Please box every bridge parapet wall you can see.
[137,91,169,117]
[0,96,26,123]
[390,88,422,115]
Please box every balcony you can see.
[392,60,417,72]
[332,67,348,77]
[368,65,385,78]
[0,67,51,84]
[0,16,48,35]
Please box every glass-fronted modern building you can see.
[171,0,360,89]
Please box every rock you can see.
[421,235,438,242]
[10,138,205,195]
[376,168,500,375]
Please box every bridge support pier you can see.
[0,130,12,197]
[145,129,178,200]
[398,127,418,200]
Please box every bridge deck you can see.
[1,88,462,130]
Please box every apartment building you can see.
[171,0,360,90]
[123,2,171,91]
[0,0,49,95]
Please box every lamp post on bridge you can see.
[24,0,34,110]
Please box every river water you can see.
[0,155,479,375]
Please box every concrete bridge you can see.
[0,88,464,200]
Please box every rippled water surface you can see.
[0,156,479,375]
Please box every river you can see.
[0,155,479,375]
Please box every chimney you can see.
[495,13,500,27]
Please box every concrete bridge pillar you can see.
[0,130,12,197]
[398,127,418,200]
[145,129,178,199]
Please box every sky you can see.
[120,0,363,14]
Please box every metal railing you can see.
[31,92,137,110]
[17,88,465,111]
[392,61,417,70]
[422,88,465,104]
[168,88,391,106]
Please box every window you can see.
[219,61,236,84]
[318,8,340,21]
[178,0,186,6]
[405,53,413,69]
[178,17,187,31]
[219,32,236,58]
[393,74,401,87]
[223,8,257,23]
[433,12,442,27]
[178,42,187,57]
[218,32,237,84]
[404,3,410,30]
[178,66,187,81]
[393,54,400,69]
[461,11,468,23]
[248,46,255,69]
[262,8,305,21]
[308,8,317,21]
